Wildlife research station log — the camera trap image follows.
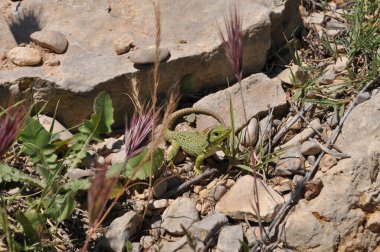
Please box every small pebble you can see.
[114,34,133,55]
[225,179,235,189]
[301,141,322,156]
[8,47,42,66]
[308,155,316,165]
[320,154,337,172]
[327,29,340,37]
[129,46,170,64]
[201,201,210,215]
[289,118,303,131]
[213,185,227,201]
[293,174,304,185]
[357,92,371,104]
[274,183,291,193]
[148,199,169,209]
[304,178,324,200]
[319,70,336,85]
[276,65,307,85]
[30,30,68,54]
[45,59,60,66]
[153,178,167,198]
[334,56,348,72]
[193,185,201,194]
[206,179,218,190]
[240,118,259,147]
[8,187,20,195]
[199,189,208,199]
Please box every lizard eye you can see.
[213,132,219,136]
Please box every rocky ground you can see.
[1,0,380,252]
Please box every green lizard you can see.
[164,108,231,175]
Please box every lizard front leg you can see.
[194,154,206,175]
[167,140,181,169]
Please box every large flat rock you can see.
[0,0,301,128]
[281,92,380,251]
[194,73,287,130]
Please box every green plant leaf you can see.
[44,192,76,223]
[78,91,114,142]
[234,164,254,172]
[16,207,47,243]
[106,162,125,178]
[115,148,164,180]
[60,179,91,192]
[19,117,58,181]
[67,91,114,169]
[0,164,45,189]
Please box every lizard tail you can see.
[167,107,225,130]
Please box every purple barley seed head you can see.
[0,108,25,158]
[219,2,243,82]
[124,107,159,159]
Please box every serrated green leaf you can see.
[19,117,58,181]
[0,164,45,189]
[60,179,91,192]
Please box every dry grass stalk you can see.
[129,76,143,114]
[82,1,179,249]
[219,1,265,242]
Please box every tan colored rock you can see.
[277,118,322,150]
[38,115,73,141]
[215,175,284,222]
[282,93,380,251]
[276,145,305,176]
[161,197,199,235]
[320,154,337,172]
[335,56,348,72]
[102,211,142,252]
[0,0,302,129]
[276,65,307,85]
[240,118,259,147]
[194,73,287,131]
[217,225,244,252]
[129,46,170,64]
[301,140,322,156]
[367,211,380,233]
[30,30,68,54]
[7,47,41,66]
[114,34,133,55]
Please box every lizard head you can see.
[207,125,231,144]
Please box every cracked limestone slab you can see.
[0,0,301,128]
